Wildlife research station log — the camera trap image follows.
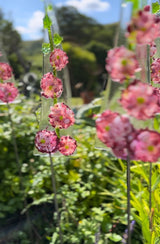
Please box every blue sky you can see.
[0,0,121,41]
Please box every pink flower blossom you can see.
[58,136,77,156]
[40,72,63,98]
[0,82,18,103]
[151,58,160,84]
[49,103,75,129]
[126,6,160,45]
[0,63,12,81]
[96,110,134,159]
[130,129,160,162]
[120,80,159,120]
[50,48,68,71]
[105,46,140,83]
[35,129,59,153]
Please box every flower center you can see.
[147,145,154,152]
[59,115,63,121]
[137,97,145,104]
[65,145,69,150]
[40,139,46,144]
[57,55,60,60]
[105,125,110,131]
[121,59,127,66]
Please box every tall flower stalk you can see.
[34,4,77,243]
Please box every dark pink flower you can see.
[96,110,134,159]
[126,7,160,44]
[49,103,75,129]
[35,129,59,153]
[120,80,159,120]
[58,136,77,156]
[0,63,12,81]
[50,48,68,71]
[151,58,160,84]
[130,129,160,162]
[40,72,63,98]
[0,82,18,103]
[105,46,140,83]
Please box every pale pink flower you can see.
[151,58,160,84]
[96,110,134,159]
[130,129,160,162]
[0,62,12,81]
[120,80,159,120]
[49,103,75,129]
[126,6,160,44]
[50,48,68,71]
[35,129,59,153]
[0,82,18,103]
[40,72,63,98]
[58,136,77,156]
[105,46,140,83]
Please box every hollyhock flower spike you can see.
[40,72,63,98]
[35,129,59,153]
[50,48,68,71]
[105,46,140,83]
[0,82,18,103]
[49,102,75,129]
[120,80,159,120]
[0,62,12,81]
[130,129,160,162]
[151,58,160,84]
[58,136,77,156]
[126,5,160,45]
[96,110,135,159]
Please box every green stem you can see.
[55,127,60,139]
[48,27,54,51]
[127,156,131,244]
[149,162,152,230]
[7,103,21,177]
[49,153,63,244]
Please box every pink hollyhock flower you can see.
[0,62,12,81]
[96,110,134,159]
[130,129,160,162]
[35,129,59,153]
[151,58,160,84]
[120,80,159,120]
[40,72,63,98]
[126,6,160,45]
[58,136,77,156]
[49,48,68,71]
[49,103,75,129]
[105,46,140,83]
[0,82,18,103]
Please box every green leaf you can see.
[47,4,53,11]
[42,43,51,54]
[106,233,122,242]
[43,14,52,29]
[152,2,160,14]
[53,33,63,46]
